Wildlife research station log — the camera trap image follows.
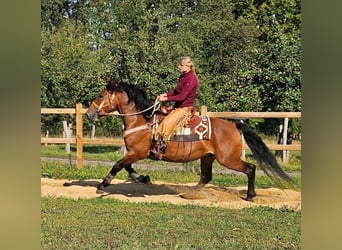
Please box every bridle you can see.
[91,89,116,113]
[92,90,161,118]
[90,89,161,138]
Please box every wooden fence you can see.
[41,103,301,168]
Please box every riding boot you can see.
[159,139,167,154]
[149,139,163,160]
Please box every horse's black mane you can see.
[106,79,153,118]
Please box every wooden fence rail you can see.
[41,103,301,168]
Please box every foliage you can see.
[41,0,301,135]
[41,22,106,108]
[41,198,301,249]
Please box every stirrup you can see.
[149,149,163,160]
[150,148,163,160]
[149,139,161,160]
[149,139,164,160]
[160,140,167,154]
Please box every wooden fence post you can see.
[240,120,246,160]
[76,103,83,168]
[62,121,71,153]
[45,130,49,146]
[200,105,207,115]
[282,117,289,163]
[91,124,96,138]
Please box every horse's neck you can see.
[117,99,150,130]
[122,114,147,130]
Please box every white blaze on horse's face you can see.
[92,89,115,115]
[87,88,115,121]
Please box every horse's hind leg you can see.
[218,158,256,201]
[198,154,215,186]
[242,161,256,201]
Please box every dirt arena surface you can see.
[41,178,301,211]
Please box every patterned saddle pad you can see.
[170,115,211,142]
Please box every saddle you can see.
[155,106,211,141]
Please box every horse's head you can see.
[86,79,154,122]
[86,80,119,122]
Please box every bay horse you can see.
[86,79,292,201]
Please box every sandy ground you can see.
[41,177,301,211]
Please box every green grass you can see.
[41,198,301,249]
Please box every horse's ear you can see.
[106,79,119,92]
[109,79,119,86]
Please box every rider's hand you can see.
[158,93,167,101]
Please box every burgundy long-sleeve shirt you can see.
[166,70,198,108]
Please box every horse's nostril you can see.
[86,110,98,122]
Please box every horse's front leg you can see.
[98,159,150,190]
[124,164,151,184]
[98,159,125,189]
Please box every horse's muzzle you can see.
[86,109,98,122]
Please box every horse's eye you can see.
[98,94,103,98]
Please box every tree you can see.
[231,0,301,112]
[41,21,109,134]
[41,22,107,107]
[230,0,301,134]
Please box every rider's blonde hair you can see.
[179,56,196,74]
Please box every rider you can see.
[150,56,199,159]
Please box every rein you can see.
[96,94,161,138]
[102,97,161,118]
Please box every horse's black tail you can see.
[236,122,293,185]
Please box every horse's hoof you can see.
[96,188,106,194]
[144,175,151,184]
[245,190,256,202]
[196,183,206,189]
[96,182,109,194]
[97,182,108,189]
[144,175,152,184]
[244,195,255,202]
[138,175,151,184]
